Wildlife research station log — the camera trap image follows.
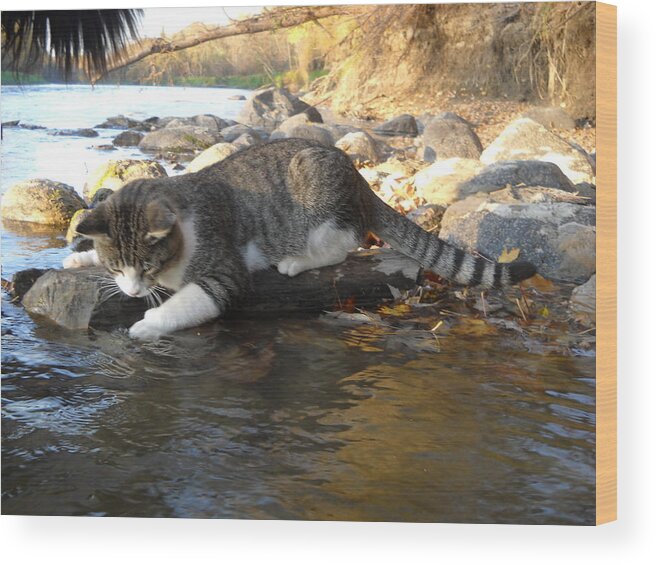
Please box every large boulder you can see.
[186,143,239,173]
[421,116,483,160]
[480,118,594,184]
[522,106,576,130]
[138,126,221,153]
[237,87,320,129]
[83,159,167,201]
[373,114,418,137]
[458,160,577,194]
[411,158,484,205]
[1,179,86,227]
[164,114,229,133]
[112,130,144,147]
[440,186,596,283]
[335,131,383,164]
[276,112,323,134]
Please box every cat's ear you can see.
[145,200,177,243]
[76,205,110,239]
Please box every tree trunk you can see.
[17,250,422,331]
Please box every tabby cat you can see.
[64,138,535,339]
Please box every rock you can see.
[93,144,117,151]
[228,94,246,100]
[418,145,437,163]
[522,106,576,130]
[112,130,144,147]
[480,118,594,184]
[405,204,446,233]
[66,208,92,242]
[421,117,483,160]
[220,124,262,142]
[186,143,239,173]
[2,120,20,127]
[440,187,596,283]
[458,160,577,194]
[95,115,144,129]
[237,86,320,129]
[231,133,260,149]
[277,112,324,134]
[335,131,383,164]
[1,179,86,227]
[9,268,50,301]
[164,114,229,133]
[138,126,221,153]
[284,124,334,146]
[570,275,596,321]
[411,158,484,205]
[52,128,99,138]
[373,114,418,137]
[83,159,168,201]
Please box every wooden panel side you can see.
[595,1,617,526]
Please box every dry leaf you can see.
[498,247,521,263]
[378,303,412,317]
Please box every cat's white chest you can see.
[157,217,197,290]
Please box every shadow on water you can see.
[2,294,595,523]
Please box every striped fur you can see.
[69,138,535,338]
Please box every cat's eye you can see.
[143,263,157,275]
[109,268,124,276]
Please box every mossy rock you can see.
[66,208,93,242]
[138,126,222,153]
[1,179,86,227]
[83,159,168,202]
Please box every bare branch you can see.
[94,5,361,83]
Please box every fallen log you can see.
[17,249,422,330]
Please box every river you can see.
[1,84,595,523]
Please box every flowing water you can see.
[1,84,595,523]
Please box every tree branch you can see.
[93,5,360,84]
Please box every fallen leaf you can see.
[498,247,521,263]
[378,303,412,317]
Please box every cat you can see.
[63,138,535,340]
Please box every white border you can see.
[2,0,655,563]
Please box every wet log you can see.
[17,249,422,330]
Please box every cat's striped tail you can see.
[369,195,536,288]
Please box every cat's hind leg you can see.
[277,221,358,277]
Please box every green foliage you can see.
[1,71,47,85]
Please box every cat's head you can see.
[76,188,182,298]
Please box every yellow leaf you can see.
[498,247,521,263]
[538,306,550,318]
[378,303,412,317]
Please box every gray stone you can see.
[220,124,262,142]
[52,128,99,138]
[335,131,383,164]
[237,87,320,129]
[284,124,334,146]
[228,94,246,100]
[373,114,418,137]
[186,143,239,173]
[95,115,143,129]
[231,133,260,149]
[1,179,86,227]
[112,130,144,147]
[440,187,596,283]
[458,160,577,194]
[570,275,596,320]
[138,126,221,153]
[421,117,483,160]
[522,106,576,130]
[411,158,484,205]
[480,118,594,184]
[405,204,446,233]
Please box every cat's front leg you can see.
[63,249,100,269]
[129,282,221,340]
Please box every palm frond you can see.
[1,9,143,78]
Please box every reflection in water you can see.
[2,302,595,523]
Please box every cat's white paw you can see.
[129,318,164,340]
[63,253,84,269]
[63,250,98,269]
[277,256,307,277]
